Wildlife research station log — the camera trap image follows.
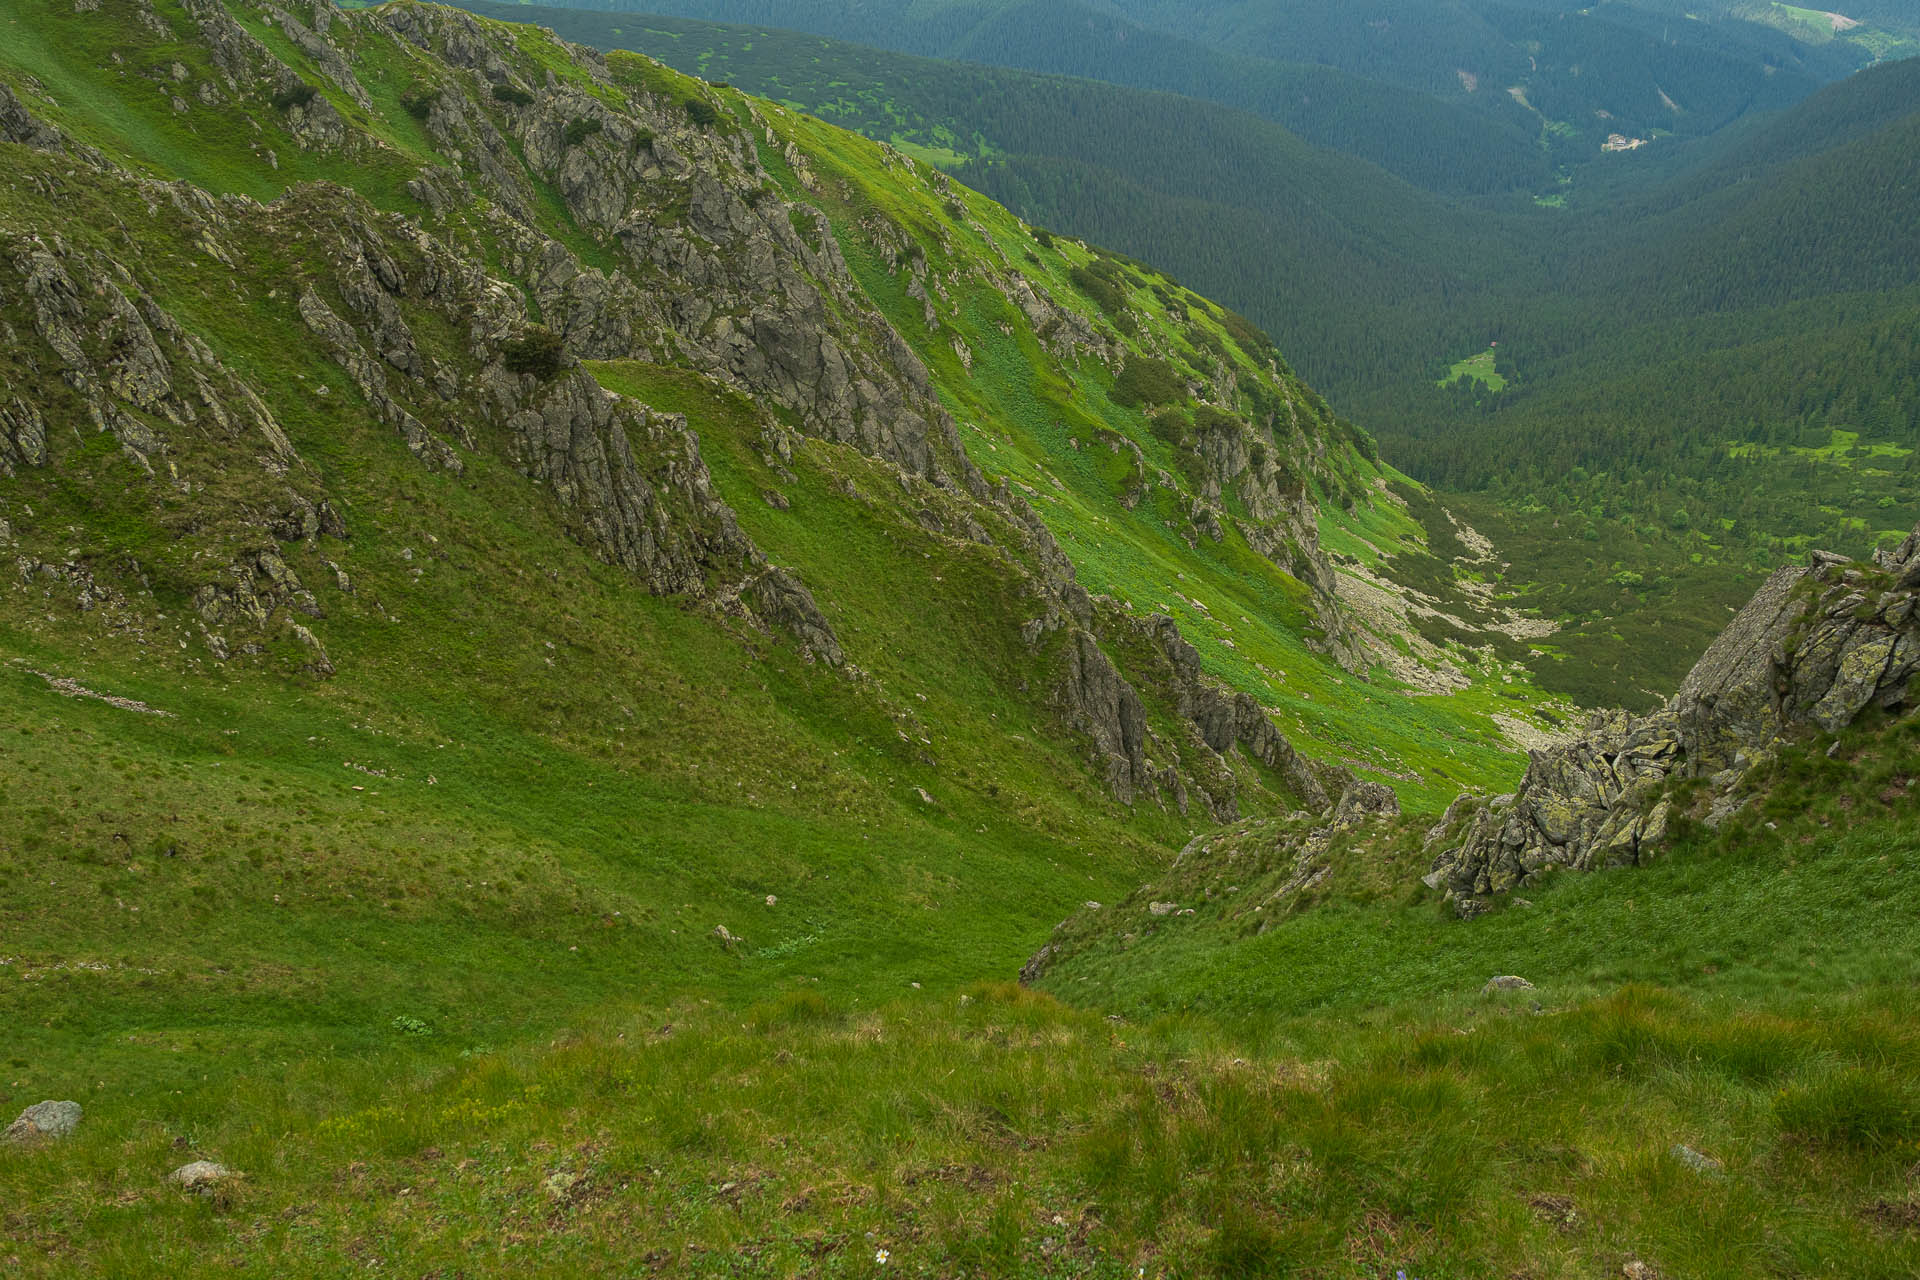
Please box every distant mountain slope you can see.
[450,0,1552,196]
[1380,58,1920,491]
[498,0,1875,174]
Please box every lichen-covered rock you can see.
[1331,780,1400,826]
[1427,530,1920,915]
[166,1160,236,1193]
[3,1100,81,1145]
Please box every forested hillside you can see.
[1373,60,1920,544]
[493,0,1907,175]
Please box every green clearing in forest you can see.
[1439,345,1507,392]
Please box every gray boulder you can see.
[3,1100,81,1145]
[167,1160,236,1193]
[1670,1144,1723,1174]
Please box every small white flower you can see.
[875,1247,891,1265]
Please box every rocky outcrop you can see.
[1051,627,1154,805]
[0,86,759,674]
[1023,579,1349,817]
[741,566,845,667]
[1017,771,1397,985]
[500,371,755,593]
[370,2,970,488]
[1425,530,1920,915]
[1106,609,1339,818]
[1,84,84,158]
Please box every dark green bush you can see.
[1067,264,1127,319]
[1219,306,1277,360]
[1032,228,1054,250]
[491,83,534,107]
[1191,404,1239,436]
[685,97,719,127]
[271,82,317,111]
[789,208,823,252]
[400,85,440,120]
[1341,417,1380,462]
[502,328,569,381]
[563,116,603,147]
[1148,411,1188,449]
[1113,356,1185,408]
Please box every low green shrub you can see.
[271,82,317,111]
[502,327,569,380]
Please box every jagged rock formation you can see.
[1091,606,1342,819]
[739,567,845,667]
[1021,577,1337,817]
[1424,528,1920,915]
[375,2,967,487]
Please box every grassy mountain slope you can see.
[0,2,1572,1267]
[3,3,1916,1277]
[448,4,1920,712]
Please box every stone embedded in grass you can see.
[167,1161,236,1194]
[1148,901,1180,916]
[3,1100,80,1145]
[1483,975,1534,993]
[712,924,742,950]
[1670,1143,1723,1174]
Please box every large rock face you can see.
[1425,528,1920,915]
